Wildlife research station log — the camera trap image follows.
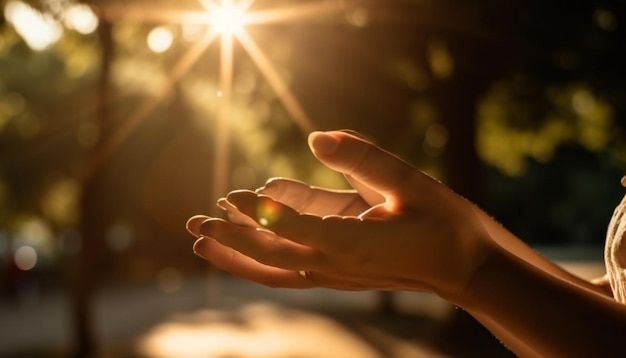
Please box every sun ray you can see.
[245,1,344,26]
[96,5,207,26]
[198,0,219,12]
[81,31,219,182]
[213,30,235,206]
[237,0,257,12]
[236,29,315,134]
[198,0,246,18]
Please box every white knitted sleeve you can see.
[604,177,626,304]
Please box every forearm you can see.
[471,315,540,357]
[474,206,610,297]
[454,246,626,358]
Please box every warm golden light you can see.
[4,0,63,51]
[212,5,246,34]
[147,26,174,53]
[137,303,383,358]
[84,0,344,199]
[203,0,248,35]
[62,4,99,35]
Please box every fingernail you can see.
[192,238,208,259]
[308,131,339,155]
[339,129,369,140]
[217,198,238,215]
[186,215,210,237]
[217,198,228,211]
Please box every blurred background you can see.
[0,0,624,357]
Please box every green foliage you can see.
[0,24,97,224]
[477,79,621,176]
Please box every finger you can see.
[199,218,326,271]
[193,237,314,288]
[217,198,260,227]
[186,215,210,237]
[332,131,384,207]
[308,131,436,207]
[258,178,369,216]
[194,238,382,290]
[225,190,370,250]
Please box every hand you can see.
[186,131,495,298]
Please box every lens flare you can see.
[257,199,283,227]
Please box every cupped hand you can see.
[186,131,495,298]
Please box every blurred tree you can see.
[474,0,626,245]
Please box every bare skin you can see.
[186,130,626,357]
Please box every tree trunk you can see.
[71,18,114,358]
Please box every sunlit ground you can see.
[0,273,453,358]
[136,302,447,358]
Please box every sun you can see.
[205,1,248,35]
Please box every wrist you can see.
[441,241,505,309]
[433,208,500,302]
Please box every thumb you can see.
[344,173,385,207]
[307,131,425,205]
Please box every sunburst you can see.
[90,0,348,201]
